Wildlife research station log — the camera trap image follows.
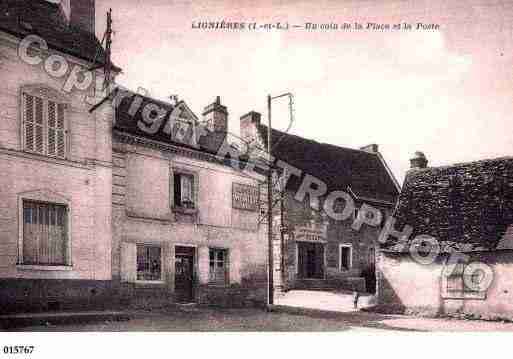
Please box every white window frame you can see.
[339,244,353,271]
[17,189,72,270]
[135,243,164,284]
[20,85,70,159]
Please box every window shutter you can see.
[56,103,66,157]
[47,101,57,156]
[198,246,210,284]
[34,97,44,154]
[173,173,181,206]
[229,247,240,284]
[47,101,66,158]
[23,93,35,151]
[120,242,137,282]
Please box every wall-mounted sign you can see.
[294,226,327,243]
[232,183,259,211]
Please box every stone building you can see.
[111,94,267,307]
[378,152,513,319]
[240,112,400,293]
[0,0,119,312]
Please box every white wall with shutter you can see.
[120,242,137,282]
[198,246,209,284]
[229,247,242,284]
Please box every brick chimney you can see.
[240,111,261,144]
[203,96,228,133]
[360,144,379,153]
[410,151,428,169]
[58,0,95,34]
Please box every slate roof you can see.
[0,0,116,69]
[113,90,247,165]
[257,125,400,204]
[384,157,513,252]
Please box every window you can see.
[136,245,162,281]
[339,244,352,271]
[173,172,195,209]
[446,264,480,296]
[209,248,228,285]
[22,91,67,158]
[22,200,68,265]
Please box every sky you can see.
[95,0,513,184]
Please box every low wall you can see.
[377,250,513,319]
[0,279,118,314]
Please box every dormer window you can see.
[22,87,68,158]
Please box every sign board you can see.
[294,226,327,243]
[232,183,259,211]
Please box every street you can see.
[7,306,513,332]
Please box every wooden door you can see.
[175,248,195,303]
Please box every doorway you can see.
[297,242,324,279]
[175,246,195,303]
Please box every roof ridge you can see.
[420,155,513,172]
[258,123,377,156]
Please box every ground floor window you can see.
[22,200,68,265]
[446,264,480,296]
[209,248,228,285]
[339,244,352,271]
[137,245,162,281]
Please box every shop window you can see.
[136,245,162,281]
[209,248,228,285]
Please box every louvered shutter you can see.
[56,103,66,157]
[47,101,57,156]
[34,96,44,154]
[47,101,66,158]
[23,93,35,152]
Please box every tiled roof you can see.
[0,0,116,69]
[258,125,400,204]
[385,157,513,252]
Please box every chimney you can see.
[203,96,228,133]
[410,151,428,169]
[61,0,95,34]
[360,144,379,153]
[240,111,261,144]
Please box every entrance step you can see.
[276,290,376,313]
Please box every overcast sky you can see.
[96,0,513,184]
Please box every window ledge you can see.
[17,265,73,271]
[172,206,198,215]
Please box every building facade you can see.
[240,112,400,294]
[111,94,268,308]
[0,0,118,313]
[378,152,513,319]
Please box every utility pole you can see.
[267,94,274,307]
[266,92,294,308]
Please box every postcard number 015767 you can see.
[3,346,35,355]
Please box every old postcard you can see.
[1,0,513,355]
